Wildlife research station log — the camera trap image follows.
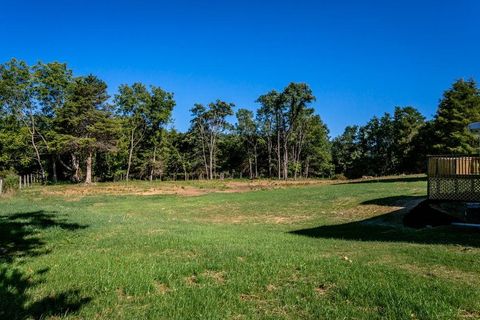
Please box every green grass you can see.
[1,177,479,319]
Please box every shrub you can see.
[332,173,347,180]
[0,170,19,193]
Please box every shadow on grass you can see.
[0,210,91,319]
[361,195,426,207]
[290,195,480,248]
[0,210,86,262]
[336,176,427,185]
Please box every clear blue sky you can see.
[1,0,479,137]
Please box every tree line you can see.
[0,59,331,183]
[1,58,479,183]
[332,78,480,178]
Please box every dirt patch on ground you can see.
[221,179,332,193]
[239,294,261,301]
[336,204,403,221]
[314,283,333,296]
[266,284,278,292]
[138,186,208,196]
[460,309,480,319]
[41,184,211,198]
[195,202,410,226]
[202,270,226,284]
[153,281,172,294]
[116,288,134,301]
[196,214,310,225]
[399,263,480,286]
[184,275,199,286]
[36,175,425,200]
[37,178,341,199]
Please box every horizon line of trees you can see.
[1,58,479,183]
[332,78,480,178]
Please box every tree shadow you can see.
[290,196,480,248]
[0,210,86,262]
[0,266,92,319]
[0,210,91,319]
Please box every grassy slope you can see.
[1,177,479,319]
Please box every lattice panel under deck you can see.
[429,177,480,202]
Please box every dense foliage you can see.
[332,79,480,178]
[1,58,479,182]
[0,59,331,182]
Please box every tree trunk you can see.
[213,149,217,179]
[292,145,297,180]
[200,132,209,180]
[209,149,214,180]
[295,128,305,181]
[52,156,57,183]
[254,144,258,179]
[283,139,288,180]
[209,135,214,180]
[277,129,281,179]
[304,159,309,178]
[26,116,46,182]
[150,145,157,182]
[248,157,253,179]
[126,128,135,181]
[72,153,81,182]
[267,137,272,178]
[85,151,93,184]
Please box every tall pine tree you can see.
[433,79,480,154]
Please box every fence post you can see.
[0,178,3,194]
[19,176,22,189]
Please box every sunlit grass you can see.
[1,176,479,319]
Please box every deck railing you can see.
[428,155,480,201]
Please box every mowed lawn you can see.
[1,177,479,319]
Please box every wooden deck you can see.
[428,156,480,202]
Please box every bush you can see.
[0,170,19,193]
[332,173,347,180]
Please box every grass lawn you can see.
[1,176,479,319]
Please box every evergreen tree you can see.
[433,79,480,154]
[392,106,426,172]
[332,126,362,178]
[55,75,117,183]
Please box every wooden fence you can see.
[0,173,40,195]
[428,156,480,201]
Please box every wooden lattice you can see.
[428,156,480,202]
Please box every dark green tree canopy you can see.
[433,79,480,154]
[2,58,479,182]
